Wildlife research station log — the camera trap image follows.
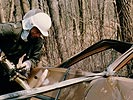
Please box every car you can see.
[0,39,132,100]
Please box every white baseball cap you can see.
[31,12,52,36]
[22,9,52,36]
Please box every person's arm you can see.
[29,39,43,68]
[21,38,43,70]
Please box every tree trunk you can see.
[116,0,133,42]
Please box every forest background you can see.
[0,0,132,76]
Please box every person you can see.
[0,9,52,94]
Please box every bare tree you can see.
[115,0,133,42]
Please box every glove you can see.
[19,60,31,77]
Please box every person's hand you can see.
[19,60,31,77]
[21,60,31,70]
